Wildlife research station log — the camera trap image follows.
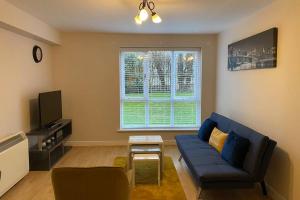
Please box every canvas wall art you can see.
[228,28,278,71]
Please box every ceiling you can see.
[6,0,273,33]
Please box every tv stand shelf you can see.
[27,119,72,171]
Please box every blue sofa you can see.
[175,113,276,198]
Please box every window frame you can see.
[119,48,202,130]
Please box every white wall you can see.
[0,0,60,45]
[52,32,218,144]
[0,27,54,138]
[216,1,300,200]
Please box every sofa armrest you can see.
[255,139,277,181]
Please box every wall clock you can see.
[32,45,43,63]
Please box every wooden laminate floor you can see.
[1,146,271,200]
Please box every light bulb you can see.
[139,9,148,21]
[135,15,142,25]
[152,13,162,24]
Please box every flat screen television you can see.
[39,90,62,128]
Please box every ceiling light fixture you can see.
[134,0,162,25]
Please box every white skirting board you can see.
[65,139,176,146]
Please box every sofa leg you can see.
[260,181,268,196]
[178,155,183,162]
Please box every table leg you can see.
[132,159,135,187]
[128,144,132,170]
[160,143,164,178]
[158,157,160,186]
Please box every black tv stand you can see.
[48,120,63,129]
[27,119,72,171]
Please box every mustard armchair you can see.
[52,167,130,200]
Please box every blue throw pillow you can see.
[198,119,217,141]
[221,131,250,168]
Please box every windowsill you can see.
[118,128,198,132]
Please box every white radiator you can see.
[0,132,29,197]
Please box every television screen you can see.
[39,91,62,127]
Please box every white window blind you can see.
[120,49,201,129]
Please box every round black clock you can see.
[32,45,43,63]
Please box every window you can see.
[120,49,201,129]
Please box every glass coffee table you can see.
[128,135,164,178]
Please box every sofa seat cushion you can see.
[176,135,212,150]
[176,135,252,183]
[193,164,252,183]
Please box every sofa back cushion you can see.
[221,131,250,168]
[209,113,268,177]
[198,119,217,141]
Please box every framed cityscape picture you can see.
[228,27,278,71]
